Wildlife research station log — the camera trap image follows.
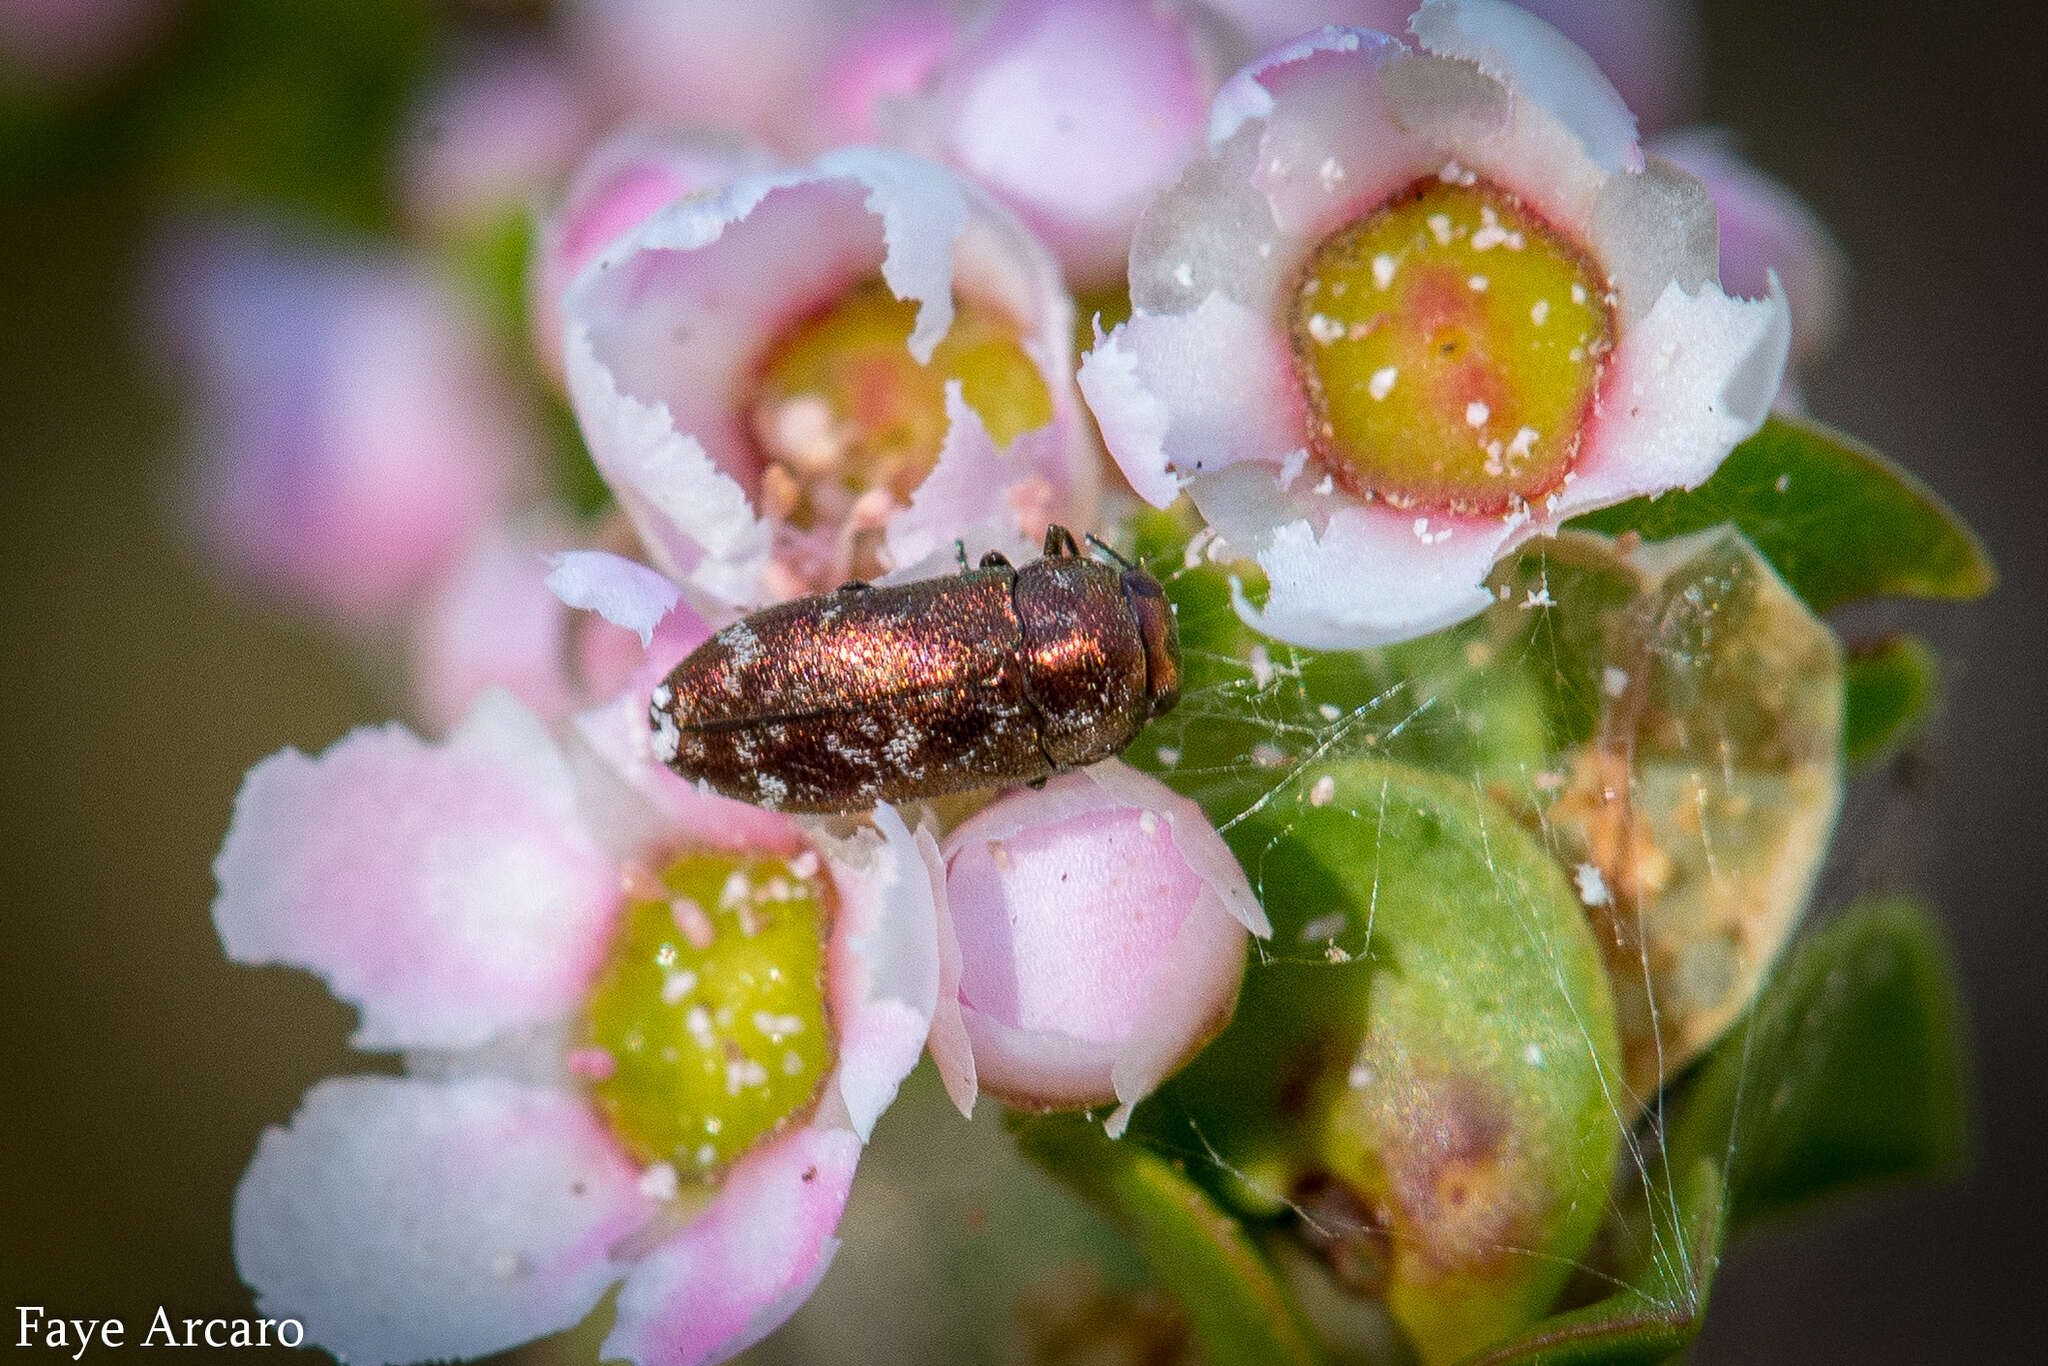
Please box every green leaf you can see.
[1572,414,1994,611]
[136,0,433,230]
[1463,1156,1724,1366]
[1669,896,1969,1231]
[1469,897,1967,1364]
[1014,1113,1326,1366]
[1843,635,1940,765]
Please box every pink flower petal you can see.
[546,549,684,646]
[214,692,620,1050]
[412,522,580,733]
[1653,128,1846,367]
[819,806,944,1140]
[813,2,958,150]
[921,0,1219,288]
[531,130,773,385]
[234,1076,653,1365]
[603,1125,861,1366]
[882,383,1054,574]
[1410,0,1641,173]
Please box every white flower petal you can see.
[234,1076,651,1365]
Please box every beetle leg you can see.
[1026,775,1050,790]
[1043,524,1081,558]
[954,539,970,572]
[837,579,873,594]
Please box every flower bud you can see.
[930,761,1269,1136]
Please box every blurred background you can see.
[2,1,2042,1362]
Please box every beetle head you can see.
[1121,568,1181,718]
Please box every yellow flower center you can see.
[579,850,834,1182]
[1290,178,1614,515]
[749,278,1053,562]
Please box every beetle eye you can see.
[1123,570,1181,717]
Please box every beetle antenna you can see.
[1043,524,1081,558]
[1084,532,1134,569]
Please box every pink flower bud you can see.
[931,761,1269,1136]
[396,42,595,236]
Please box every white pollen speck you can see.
[1413,516,1431,541]
[1324,943,1352,963]
[651,710,680,763]
[1530,298,1550,325]
[1368,365,1397,401]
[650,684,672,708]
[1138,809,1161,837]
[1300,911,1347,943]
[1172,261,1194,289]
[1775,473,1791,493]
[1468,274,1489,291]
[1372,253,1397,289]
[1319,702,1342,721]
[1348,1063,1375,1089]
[695,1143,718,1167]
[725,1057,770,1096]
[1306,312,1344,345]
[1309,775,1336,807]
[670,896,715,950]
[1571,282,1588,304]
[1250,742,1288,768]
[685,1005,713,1040]
[1318,155,1345,189]
[660,969,699,1005]
[1156,746,1182,767]
[789,850,820,879]
[1573,862,1612,908]
[638,1162,679,1202]
[719,871,751,910]
[784,1049,805,1076]
[1247,643,1274,688]
[1507,426,1538,460]
[1427,213,1452,245]
[1524,1043,1545,1066]
[1465,400,1490,427]
[1522,585,1555,610]
[1602,666,1630,697]
[1568,345,1586,362]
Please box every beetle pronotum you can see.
[650,526,1180,812]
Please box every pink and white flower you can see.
[905,0,1230,290]
[1080,1,1789,648]
[151,221,536,622]
[562,145,1098,615]
[530,129,776,387]
[928,761,1268,1137]
[215,586,944,1363]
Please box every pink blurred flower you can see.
[530,130,774,387]
[396,41,597,236]
[1202,0,1703,133]
[906,0,1229,290]
[563,0,902,154]
[812,1,959,150]
[927,761,1268,1137]
[1081,2,1789,649]
[215,597,944,1363]
[152,222,535,622]
[561,145,1098,615]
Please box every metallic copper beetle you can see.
[649,526,1180,812]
